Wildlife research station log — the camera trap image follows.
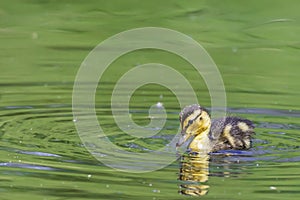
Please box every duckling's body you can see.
[177,104,255,153]
[209,116,254,152]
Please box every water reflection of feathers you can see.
[178,154,210,196]
[178,152,251,196]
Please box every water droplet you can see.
[156,102,163,108]
[232,47,238,53]
[270,186,277,190]
[32,32,38,39]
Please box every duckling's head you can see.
[177,104,211,147]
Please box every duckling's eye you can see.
[199,116,203,120]
[188,119,193,125]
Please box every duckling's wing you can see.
[210,117,255,151]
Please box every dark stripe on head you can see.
[179,104,201,123]
[179,104,210,126]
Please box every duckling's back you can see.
[209,116,255,152]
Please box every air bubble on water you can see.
[73,118,77,123]
[149,183,153,187]
[270,186,277,190]
[31,32,38,39]
[87,174,92,179]
[155,102,163,108]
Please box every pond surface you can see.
[1,0,300,199]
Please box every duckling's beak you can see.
[176,130,192,147]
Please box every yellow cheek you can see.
[185,124,196,133]
[186,126,192,133]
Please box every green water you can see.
[1,0,300,199]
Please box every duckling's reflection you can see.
[178,153,210,196]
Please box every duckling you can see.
[176,104,255,153]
